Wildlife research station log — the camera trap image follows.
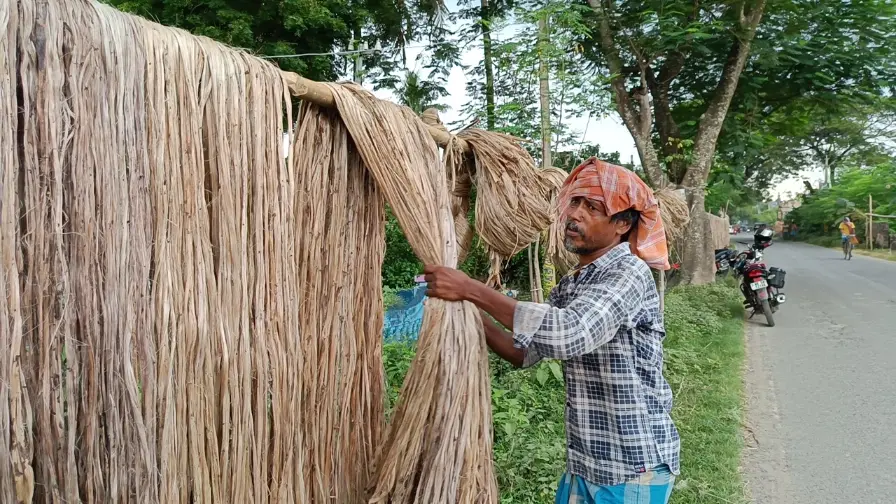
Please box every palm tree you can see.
[396,71,449,114]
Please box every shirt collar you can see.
[569,242,632,277]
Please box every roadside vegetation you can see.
[786,163,895,248]
[383,283,747,503]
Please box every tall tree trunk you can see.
[538,15,551,170]
[533,13,551,303]
[587,0,767,285]
[481,0,496,129]
[679,189,715,284]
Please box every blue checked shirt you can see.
[513,243,680,486]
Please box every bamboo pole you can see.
[281,71,472,154]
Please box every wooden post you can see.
[657,269,666,312]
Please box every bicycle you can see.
[842,235,855,260]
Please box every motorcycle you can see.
[735,228,786,327]
[730,243,765,277]
[714,248,737,277]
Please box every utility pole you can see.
[823,154,828,187]
[869,194,874,251]
[351,29,364,83]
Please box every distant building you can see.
[778,199,802,220]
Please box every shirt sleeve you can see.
[517,281,566,368]
[512,269,646,361]
[514,280,560,369]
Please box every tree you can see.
[707,0,896,192]
[109,0,446,81]
[787,162,896,237]
[779,98,896,185]
[554,144,621,171]
[581,0,769,283]
[579,0,896,283]
[395,71,450,113]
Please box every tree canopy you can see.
[108,0,896,287]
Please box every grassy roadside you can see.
[799,235,896,262]
[664,282,747,504]
[382,282,747,503]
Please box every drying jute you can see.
[0,0,580,501]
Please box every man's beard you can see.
[563,221,598,255]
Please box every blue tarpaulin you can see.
[381,285,518,342]
[382,285,426,342]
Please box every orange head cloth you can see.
[557,157,670,270]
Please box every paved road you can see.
[741,238,896,504]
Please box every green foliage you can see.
[382,286,402,309]
[786,162,896,238]
[109,0,452,83]
[553,144,622,172]
[712,0,896,189]
[383,208,422,289]
[394,71,450,114]
[453,1,607,156]
[704,160,765,215]
[381,283,747,503]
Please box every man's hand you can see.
[423,265,473,302]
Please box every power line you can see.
[259,23,524,60]
[261,47,381,59]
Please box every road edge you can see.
[741,321,798,504]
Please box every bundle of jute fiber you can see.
[3,0,391,501]
[325,84,498,503]
[0,1,32,501]
[654,188,691,243]
[446,128,569,286]
[420,109,476,264]
[289,102,388,503]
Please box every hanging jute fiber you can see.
[442,129,569,287]
[1,0,390,501]
[0,0,579,501]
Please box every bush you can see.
[380,282,747,503]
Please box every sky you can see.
[360,8,813,201]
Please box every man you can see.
[423,159,680,504]
[839,217,856,260]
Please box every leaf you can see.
[502,420,517,437]
[548,361,563,382]
[536,366,549,386]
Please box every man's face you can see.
[563,196,632,255]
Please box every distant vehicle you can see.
[753,223,768,232]
[729,226,736,234]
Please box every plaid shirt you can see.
[513,243,680,486]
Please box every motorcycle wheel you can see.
[760,299,776,327]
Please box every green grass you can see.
[381,282,747,503]
[663,282,747,504]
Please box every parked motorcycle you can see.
[735,228,786,327]
[715,247,737,277]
